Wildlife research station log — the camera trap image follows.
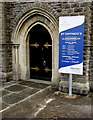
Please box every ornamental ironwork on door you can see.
[29,24,52,81]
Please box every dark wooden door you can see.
[29,24,52,81]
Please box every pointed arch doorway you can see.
[29,24,52,81]
[12,8,59,85]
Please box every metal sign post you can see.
[69,74,72,96]
[59,16,85,96]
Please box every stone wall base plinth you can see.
[59,80,90,95]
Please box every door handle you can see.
[43,60,46,66]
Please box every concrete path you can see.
[0,80,93,119]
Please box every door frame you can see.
[12,9,59,85]
[27,22,53,80]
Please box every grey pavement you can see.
[0,80,93,119]
[0,80,49,113]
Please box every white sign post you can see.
[59,16,85,96]
[69,74,72,96]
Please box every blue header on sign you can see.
[59,23,84,68]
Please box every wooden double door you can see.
[29,24,52,81]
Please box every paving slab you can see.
[5,84,27,92]
[1,80,93,119]
[2,102,10,110]
[0,90,11,98]
[0,99,9,111]
[2,87,92,119]
[1,81,19,89]
[2,88,39,104]
[2,87,55,118]
[0,80,50,115]
[18,81,49,89]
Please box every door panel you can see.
[29,24,52,81]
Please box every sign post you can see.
[59,16,85,96]
[69,74,72,96]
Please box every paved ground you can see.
[0,80,49,112]
[0,80,93,119]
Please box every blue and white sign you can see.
[59,16,85,75]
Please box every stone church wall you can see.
[90,2,93,90]
[58,2,92,94]
[1,3,12,82]
[0,1,93,94]
[0,3,3,82]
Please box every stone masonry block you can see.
[62,3,70,9]
[59,81,90,95]
[74,8,84,13]
[71,3,79,8]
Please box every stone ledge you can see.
[59,81,90,95]
[0,71,12,82]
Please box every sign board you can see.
[58,16,85,75]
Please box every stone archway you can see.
[12,8,59,85]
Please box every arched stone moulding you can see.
[12,7,60,85]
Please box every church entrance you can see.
[29,24,52,81]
